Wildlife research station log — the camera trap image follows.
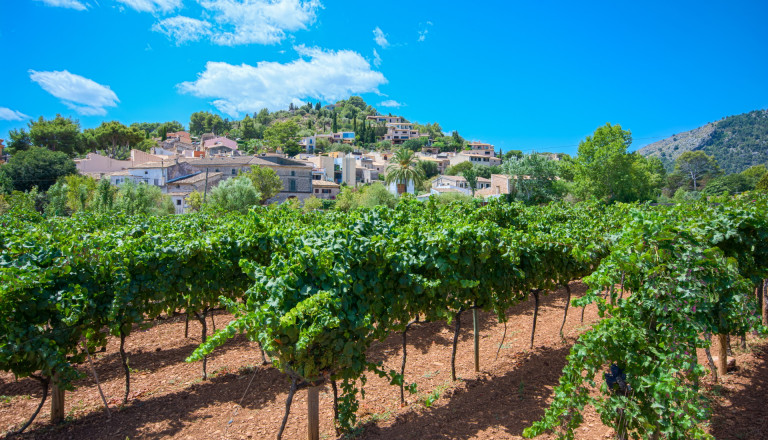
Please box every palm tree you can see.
[385,148,426,195]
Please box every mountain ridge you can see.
[637,109,768,174]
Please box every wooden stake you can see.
[762,279,768,327]
[530,290,540,349]
[473,307,480,373]
[559,283,571,340]
[307,385,320,440]
[451,309,463,381]
[716,333,728,377]
[51,374,65,424]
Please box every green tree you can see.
[702,174,751,196]
[445,161,473,176]
[402,137,428,152]
[504,150,523,161]
[461,167,478,196]
[417,160,439,179]
[6,128,31,155]
[740,164,767,188]
[0,169,13,195]
[28,115,84,156]
[330,143,354,154]
[315,138,331,154]
[189,111,226,136]
[573,123,664,202]
[385,148,426,195]
[451,131,465,150]
[503,153,561,204]
[241,165,283,204]
[356,182,397,208]
[62,174,97,212]
[114,180,174,215]
[302,195,323,212]
[756,173,768,192]
[264,121,301,156]
[241,114,258,140]
[255,108,271,126]
[187,191,204,212]
[92,178,116,213]
[206,177,261,213]
[88,121,146,158]
[44,181,69,216]
[332,112,338,133]
[674,151,720,191]
[3,147,76,192]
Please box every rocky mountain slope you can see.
[638,109,768,174]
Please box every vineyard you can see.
[1,196,767,439]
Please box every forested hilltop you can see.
[638,109,768,173]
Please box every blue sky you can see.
[1,0,766,156]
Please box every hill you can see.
[637,109,768,174]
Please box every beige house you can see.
[475,174,513,199]
[311,180,340,200]
[467,141,494,151]
[366,115,404,124]
[188,155,314,203]
[432,175,491,195]
[384,123,421,145]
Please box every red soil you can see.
[1,282,765,439]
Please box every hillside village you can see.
[71,130,512,214]
[0,97,527,214]
[2,100,767,216]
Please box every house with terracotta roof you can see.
[311,180,340,200]
[203,137,239,157]
[166,131,192,144]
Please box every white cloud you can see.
[178,46,387,117]
[373,48,381,67]
[33,0,88,11]
[29,70,119,116]
[379,100,403,108]
[373,26,389,48]
[152,16,210,44]
[418,21,433,42]
[0,107,30,121]
[194,0,322,46]
[116,0,182,13]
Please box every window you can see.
[322,189,331,194]
[289,179,296,192]
[154,179,159,185]
[231,169,237,175]
[215,168,219,172]
[291,170,296,176]
[315,189,319,193]
[144,171,148,174]
[176,199,181,206]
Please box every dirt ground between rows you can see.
[1,282,766,439]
